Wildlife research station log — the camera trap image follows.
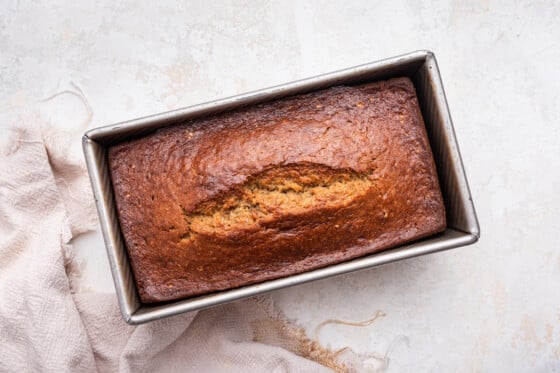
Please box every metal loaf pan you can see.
[83,50,480,325]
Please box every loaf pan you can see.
[83,50,480,325]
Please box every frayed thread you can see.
[313,310,386,339]
[39,81,93,130]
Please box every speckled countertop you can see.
[2,1,559,371]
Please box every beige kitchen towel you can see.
[0,119,367,372]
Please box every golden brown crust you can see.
[108,77,446,303]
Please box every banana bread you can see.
[108,77,446,303]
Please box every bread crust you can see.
[109,77,446,303]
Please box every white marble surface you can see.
[2,1,560,371]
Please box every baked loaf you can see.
[109,77,446,303]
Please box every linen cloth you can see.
[0,118,367,372]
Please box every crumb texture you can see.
[184,162,375,238]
